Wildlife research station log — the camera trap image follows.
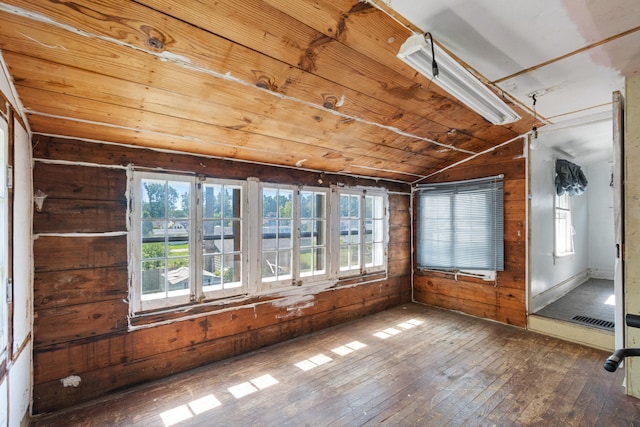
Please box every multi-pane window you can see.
[132,173,245,312]
[339,190,386,275]
[261,187,293,282]
[131,174,387,313]
[201,183,243,296]
[299,190,327,278]
[554,192,574,256]
[416,176,504,271]
[261,186,329,286]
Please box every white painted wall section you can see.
[585,162,615,277]
[529,142,590,312]
[11,121,31,357]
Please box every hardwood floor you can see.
[31,303,640,426]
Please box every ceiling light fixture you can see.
[397,33,520,125]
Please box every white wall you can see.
[585,162,616,277]
[530,142,590,312]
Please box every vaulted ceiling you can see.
[0,0,568,184]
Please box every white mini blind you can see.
[416,175,504,271]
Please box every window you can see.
[130,173,388,314]
[554,192,574,256]
[416,176,504,271]
[131,172,245,312]
[261,185,328,287]
[338,190,386,276]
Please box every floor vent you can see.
[571,315,615,330]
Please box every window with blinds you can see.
[416,175,504,271]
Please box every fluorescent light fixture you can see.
[398,33,520,125]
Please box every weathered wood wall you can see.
[413,138,527,327]
[32,137,412,414]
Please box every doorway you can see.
[527,115,618,350]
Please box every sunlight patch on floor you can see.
[295,353,333,371]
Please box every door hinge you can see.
[6,165,12,189]
[6,277,12,303]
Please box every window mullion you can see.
[293,189,300,284]
[193,180,203,301]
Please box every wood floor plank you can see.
[31,303,640,427]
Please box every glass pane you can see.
[202,254,221,286]
[169,181,190,219]
[365,242,373,265]
[364,219,373,243]
[203,184,221,219]
[300,219,313,247]
[315,247,326,273]
[278,250,292,276]
[300,191,312,218]
[168,237,189,257]
[142,240,165,260]
[350,219,360,237]
[340,194,350,217]
[349,245,360,268]
[365,196,373,219]
[350,195,360,217]
[223,253,242,286]
[263,188,278,218]
[340,244,349,269]
[263,219,277,250]
[141,260,165,298]
[340,219,350,243]
[279,220,292,246]
[300,248,312,274]
[278,190,293,218]
[166,258,190,292]
[142,179,166,219]
[315,219,326,245]
[315,193,326,218]
[263,252,276,279]
[224,187,241,218]
[203,219,221,254]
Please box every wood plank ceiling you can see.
[0,0,535,183]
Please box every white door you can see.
[612,90,624,351]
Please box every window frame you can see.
[415,175,504,272]
[336,188,388,278]
[129,173,389,316]
[259,183,331,289]
[130,171,247,313]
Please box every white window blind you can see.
[416,175,504,271]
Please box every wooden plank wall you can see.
[31,137,412,414]
[413,138,527,327]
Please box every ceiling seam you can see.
[494,25,640,84]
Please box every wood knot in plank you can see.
[322,94,339,109]
[141,25,168,52]
[252,70,278,91]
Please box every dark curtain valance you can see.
[555,159,588,196]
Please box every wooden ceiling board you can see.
[5,49,460,175]
[0,0,535,182]
[0,5,482,158]
[136,0,531,140]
